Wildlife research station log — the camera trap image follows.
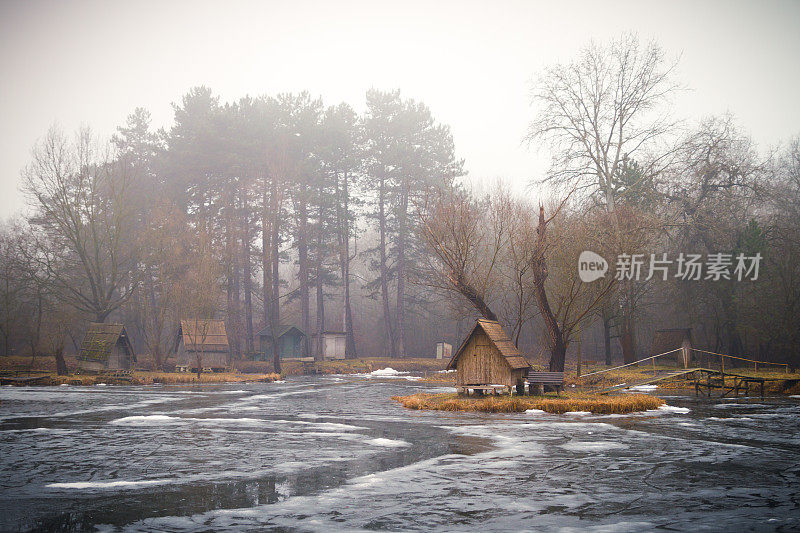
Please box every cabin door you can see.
[476,343,492,384]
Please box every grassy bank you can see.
[1,369,280,386]
[1,354,446,377]
[393,392,665,415]
[237,357,448,376]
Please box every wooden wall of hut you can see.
[455,330,523,387]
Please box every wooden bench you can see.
[526,372,564,395]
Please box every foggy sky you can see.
[1,0,799,217]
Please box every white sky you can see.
[1,0,799,217]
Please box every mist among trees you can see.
[2,35,799,372]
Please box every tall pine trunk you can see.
[270,179,281,337]
[262,186,270,339]
[242,192,254,357]
[315,188,325,362]
[262,176,281,374]
[395,183,408,358]
[298,200,310,356]
[336,171,357,358]
[378,175,396,357]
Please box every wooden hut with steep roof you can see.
[651,328,694,368]
[257,325,307,361]
[447,319,531,392]
[175,319,230,372]
[77,323,136,371]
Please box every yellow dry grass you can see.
[238,357,448,376]
[3,371,280,386]
[130,371,280,385]
[393,391,664,415]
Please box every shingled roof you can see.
[178,319,229,352]
[447,318,531,370]
[78,323,135,363]
[256,325,305,339]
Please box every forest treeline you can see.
[1,35,799,372]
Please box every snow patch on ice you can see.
[652,404,690,414]
[47,479,173,490]
[366,437,411,448]
[525,409,546,415]
[629,384,658,391]
[370,367,407,376]
[561,441,627,452]
[564,411,591,416]
[714,403,769,409]
[109,415,182,425]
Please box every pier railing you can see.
[579,348,683,378]
[579,347,789,382]
[691,349,789,374]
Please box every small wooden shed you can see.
[447,319,531,390]
[310,331,347,360]
[257,325,307,361]
[651,328,694,368]
[77,323,136,371]
[175,319,230,371]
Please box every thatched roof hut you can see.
[447,319,531,388]
[77,323,136,371]
[175,319,230,371]
[651,328,694,368]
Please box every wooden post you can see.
[576,326,582,378]
[720,355,725,374]
[652,356,656,376]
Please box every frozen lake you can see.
[1,374,799,531]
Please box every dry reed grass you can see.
[393,392,664,414]
[130,371,280,385]
[237,357,448,376]
[5,371,280,386]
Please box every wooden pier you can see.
[583,347,795,399]
[593,367,790,399]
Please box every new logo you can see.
[578,251,608,282]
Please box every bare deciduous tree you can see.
[22,126,138,323]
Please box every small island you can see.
[394,391,664,415]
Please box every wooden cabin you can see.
[310,331,347,360]
[447,319,531,391]
[175,319,230,372]
[651,328,694,368]
[257,325,307,361]
[77,323,136,371]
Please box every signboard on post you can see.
[435,342,452,360]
